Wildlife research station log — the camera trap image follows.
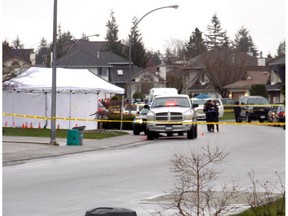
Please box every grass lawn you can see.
[2,127,128,139]
[233,198,285,216]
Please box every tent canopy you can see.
[6,67,125,94]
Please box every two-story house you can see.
[56,40,142,99]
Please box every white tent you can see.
[3,67,124,129]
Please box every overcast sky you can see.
[2,0,286,57]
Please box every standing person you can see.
[203,100,213,132]
[204,100,219,132]
[233,101,241,122]
[211,100,219,132]
[90,104,108,129]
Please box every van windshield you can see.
[152,97,190,108]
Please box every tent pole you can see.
[120,95,124,131]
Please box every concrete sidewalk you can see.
[2,131,147,166]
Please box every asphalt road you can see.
[3,124,285,216]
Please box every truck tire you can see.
[147,130,155,140]
[187,125,196,139]
[133,128,140,135]
[246,114,252,123]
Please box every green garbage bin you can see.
[72,126,86,145]
[66,129,80,145]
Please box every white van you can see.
[148,88,178,104]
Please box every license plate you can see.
[165,126,173,131]
[260,115,265,119]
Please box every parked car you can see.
[222,98,235,109]
[268,104,285,124]
[191,98,224,120]
[132,107,149,135]
[238,96,271,123]
[123,103,145,115]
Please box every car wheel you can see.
[178,132,184,136]
[147,130,155,140]
[187,125,196,139]
[247,114,252,123]
[133,128,140,135]
[194,124,198,138]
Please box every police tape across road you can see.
[2,112,285,126]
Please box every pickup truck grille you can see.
[155,112,183,121]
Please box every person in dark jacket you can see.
[211,100,219,132]
[204,100,219,132]
[233,101,241,122]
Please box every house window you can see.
[117,70,123,75]
[98,67,108,77]
[140,74,154,82]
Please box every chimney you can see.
[257,51,266,66]
[158,64,166,80]
[30,52,36,65]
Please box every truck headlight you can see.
[183,110,193,121]
[147,112,155,122]
[134,119,143,124]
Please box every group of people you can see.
[203,100,219,132]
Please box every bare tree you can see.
[201,47,250,97]
[159,145,239,216]
[246,170,285,216]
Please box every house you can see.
[3,48,37,82]
[130,67,166,99]
[159,50,276,100]
[223,55,285,103]
[266,54,285,103]
[223,71,271,101]
[56,40,141,99]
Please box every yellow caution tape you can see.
[2,112,285,126]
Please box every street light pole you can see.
[49,30,99,144]
[50,0,58,145]
[128,4,178,103]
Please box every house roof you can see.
[109,65,141,84]
[3,49,34,63]
[57,41,129,67]
[56,40,142,84]
[268,54,285,66]
[223,71,270,89]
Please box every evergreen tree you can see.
[250,84,268,98]
[277,40,285,56]
[205,14,229,50]
[81,33,89,41]
[129,17,147,68]
[186,27,207,58]
[12,36,24,49]
[234,26,258,56]
[2,40,12,57]
[37,37,50,66]
[105,10,124,57]
[56,25,74,58]
[146,50,162,66]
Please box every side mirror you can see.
[144,104,150,110]
[192,104,199,108]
